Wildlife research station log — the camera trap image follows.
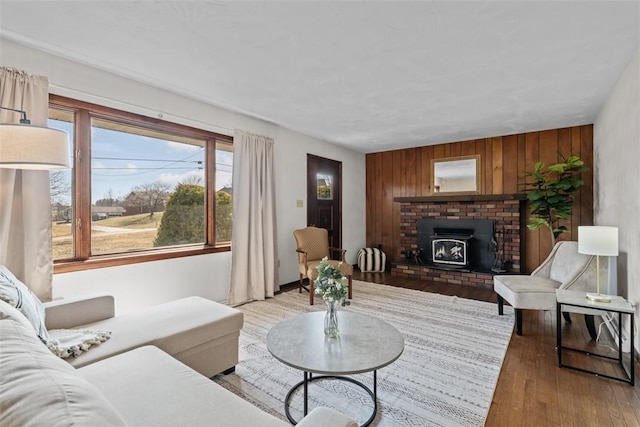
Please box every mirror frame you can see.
[430,155,481,195]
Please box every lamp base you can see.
[586,293,612,303]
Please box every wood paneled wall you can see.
[365,125,594,273]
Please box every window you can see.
[49,108,75,260]
[49,96,233,272]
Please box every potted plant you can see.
[523,152,589,247]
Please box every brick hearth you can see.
[391,194,526,288]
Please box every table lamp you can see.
[578,226,618,303]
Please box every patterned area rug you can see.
[213,281,514,426]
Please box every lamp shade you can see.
[578,226,619,256]
[0,123,70,170]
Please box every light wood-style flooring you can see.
[352,270,640,427]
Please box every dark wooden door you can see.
[307,154,342,249]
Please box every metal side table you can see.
[556,289,635,385]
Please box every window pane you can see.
[317,174,333,200]
[49,108,74,260]
[90,118,206,255]
[215,141,233,243]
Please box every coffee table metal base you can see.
[284,371,378,426]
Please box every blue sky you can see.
[49,119,233,204]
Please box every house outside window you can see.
[49,96,233,273]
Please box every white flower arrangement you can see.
[314,257,351,307]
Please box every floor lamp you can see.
[0,106,70,170]
[578,226,619,303]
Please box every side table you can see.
[556,289,635,385]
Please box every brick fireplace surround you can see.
[391,194,527,288]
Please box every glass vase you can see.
[324,299,340,338]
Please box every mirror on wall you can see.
[430,155,481,194]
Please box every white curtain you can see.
[0,67,53,301]
[228,130,278,306]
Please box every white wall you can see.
[53,253,231,314]
[593,49,639,354]
[274,127,366,285]
[0,39,366,312]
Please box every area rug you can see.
[213,281,514,426]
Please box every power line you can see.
[93,156,203,163]
[93,167,203,170]
[91,160,230,168]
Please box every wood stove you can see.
[417,218,497,273]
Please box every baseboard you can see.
[277,281,301,294]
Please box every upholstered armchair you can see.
[293,226,353,305]
[494,241,600,336]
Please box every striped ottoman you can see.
[357,247,386,272]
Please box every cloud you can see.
[125,163,138,173]
[157,170,205,188]
[92,161,106,170]
[216,170,232,189]
[165,141,203,152]
[217,150,233,166]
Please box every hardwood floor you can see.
[352,270,640,427]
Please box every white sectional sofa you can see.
[43,293,243,377]
[0,295,357,427]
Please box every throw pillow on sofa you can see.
[0,265,50,344]
[0,265,110,359]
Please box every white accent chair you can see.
[494,241,600,336]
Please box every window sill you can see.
[53,245,230,274]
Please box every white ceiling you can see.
[1,1,638,153]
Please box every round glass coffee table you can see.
[266,311,404,426]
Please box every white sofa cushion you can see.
[0,300,125,427]
[80,345,357,427]
[65,296,243,374]
[79,345,288,427]
[297,407,358,427]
